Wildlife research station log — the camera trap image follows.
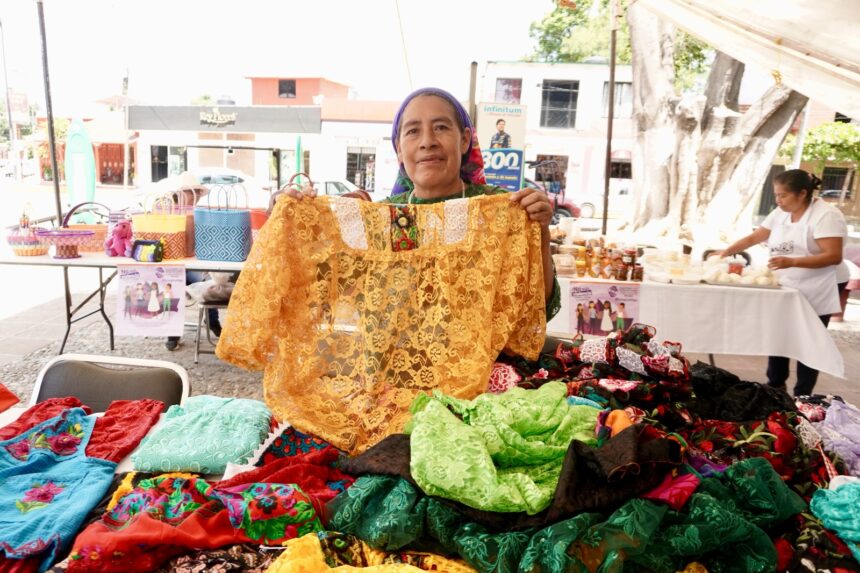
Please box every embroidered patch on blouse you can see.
[444,198,469,245]
[16,481,64,513]
[390,205,419,251]
[331,197,368,250]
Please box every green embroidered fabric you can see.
[406,382,600,514]
[328,458,805,573]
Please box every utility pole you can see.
[0,17,19,181]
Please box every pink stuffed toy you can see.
[105,219,133,257]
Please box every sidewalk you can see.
[0,291,856,405]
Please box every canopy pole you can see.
[37,0,62,224]
[602,0,619,236]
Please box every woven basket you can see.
[63,202,110,252]
[7,233,49,256]
[194,186,252,262]
[35,229,95,259]
[134,230,186,260]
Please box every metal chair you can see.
[30,354,189,413]
[194,302,228,364]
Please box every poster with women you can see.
[115,264,186,336]
[569,281,640,336]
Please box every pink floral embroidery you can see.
[487,363,522,394]
[532,368,549,380]
[47,434,81,455]
[6,439,30,460]
[5,419,85,461]
[16,481,64,513]
[598,378,640,393]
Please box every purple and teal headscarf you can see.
[390,87,486,196]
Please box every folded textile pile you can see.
[131,395,271,474]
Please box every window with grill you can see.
[610,160,632,179]
[602,82,633,118]
[278,79,297,99]
[540,80,579,129]
[495,78,522,104]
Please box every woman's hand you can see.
[279,183,317,200]
[509,187,554,226]
[768,256,794,270]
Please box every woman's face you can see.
[774,183,808,214]
[396,95,471,193]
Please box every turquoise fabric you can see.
[131,395,270,473]
[810,480,860,562]
[407,381,599,514]
[0,407,116,572]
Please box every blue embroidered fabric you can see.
[0,407,116,571]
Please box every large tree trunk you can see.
[626,3,808,247]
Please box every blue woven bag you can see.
[194,186,252,262]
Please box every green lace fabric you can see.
[384,184,561,321]
[328,458,805,573]
[406,382,599,514]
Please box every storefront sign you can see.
[568,281,640,336]
[115,264,186,337]
[199,108,237,127]
[482,149,524,191]
[130,105,321,134]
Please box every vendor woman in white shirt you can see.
[721,169,847,397]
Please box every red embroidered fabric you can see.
[85,400,164,462]
[0,397,89,440]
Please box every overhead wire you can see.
[393,0,413,91]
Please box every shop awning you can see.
[636,0,860,118]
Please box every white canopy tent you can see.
[635,0,860,118]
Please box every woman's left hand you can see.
[509,188,554,226]
[768,256,794,270]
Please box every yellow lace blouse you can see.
[217,194,546,454]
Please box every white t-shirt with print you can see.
[761,198,847,257]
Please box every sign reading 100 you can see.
[482,150,521,171]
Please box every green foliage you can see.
[528,6,589,63]
[779,121,860,168]
[528,1,711,92]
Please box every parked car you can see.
[194,168,273,209]
[315,179,391,203]
[575,186,634,219]
[524,178,581,222]
[820,189,853,200]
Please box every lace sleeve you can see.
[216,196,305,370]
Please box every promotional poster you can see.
[568,281,640,336]
[115,264,186,336]
[482,148,525,191]
[476,102,526,150]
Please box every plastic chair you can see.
[30,354,189,413]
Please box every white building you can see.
[479,61,635,216]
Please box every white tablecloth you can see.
[548,278,845,379]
